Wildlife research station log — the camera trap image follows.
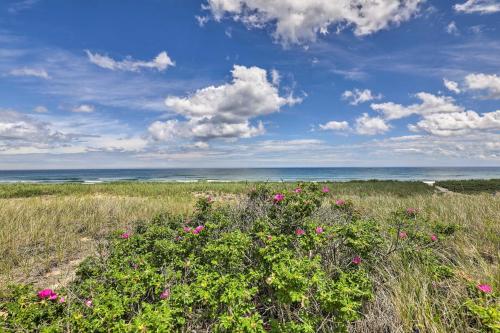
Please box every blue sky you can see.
[1,0,500,169]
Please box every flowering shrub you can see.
[0,184,462,332]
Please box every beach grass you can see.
[0,181,498,332]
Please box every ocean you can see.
[0,167,499,183]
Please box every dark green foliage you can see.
[435,179,500,194]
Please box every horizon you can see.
[1,1,500,169]
[2,166,500,172]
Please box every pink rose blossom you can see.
[59,297,66,303]
[322,186,330,193]
[119,232,130,239]
[294,187,302,193]
[430,234,438,242]
[183,226,192,233]
[315,227,324,234]
[273,193,285,202]
[477,284,492,293]
[192,225,205,234]
[85,299,93,308]
[406,208,417,215]
[295,228,305,236]
[336,199,346,206]
[38,289,57,300]
[160,289,170,299]
[399,231,407,239]
[352,256,362,265]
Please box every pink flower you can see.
[322,186,330,193]
[406,208,417,215]
[294,187,302,193]
[273,193,285,202]
[183,226,192,233]
[38,289,57,300]
[119,232,130,239]
[352,256,362,265]
[160,289,170,299]
[336,199,346,206]
[477,284,492,293]
[59,297,66,303]
[192,225,205,234]
[85,299,93,308]
[430,234,438,242]
[399,231,407,239]
[295,228,305,236]
[315,226,324,234]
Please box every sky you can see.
[1,0,500,169]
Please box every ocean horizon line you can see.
[1,167,499,184]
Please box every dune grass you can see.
[0,181,498,332]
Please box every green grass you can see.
[0,180,433,199]
[435,179,500,194]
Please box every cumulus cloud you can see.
[72,104,95,113]
[9,67,50,79]
[409,110,500,136]
[464,73,500,99]
[371,92,463,120]
[342,89,382,105]
[443,78,461,93]
[149,65,301,142]
[319,121,350,131]
[0,109,74,149]
[454,0,500,14]
[203,0,423,45]
[355,113,390,135]
[85,50,175,72]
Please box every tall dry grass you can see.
[349,193,499,332]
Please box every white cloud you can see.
[464,73,500,99]
[204,0,423,45]
[9,67,50,79]
[446,21,460,35]
[72,104,95,113]
[409,110,500,136]
[319,120,350,131]
[454,0,500,14]
[443,78,461,93]
[85,50,175,72]
[355,113,390,135]
[371,92,463,120]
[150,65,301,142]
[8,0,40,14]
[0,109,74,149]
[33,106,48,113]
[342,89,382,105]
[195,15,210,27]
[271,69,281,86]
